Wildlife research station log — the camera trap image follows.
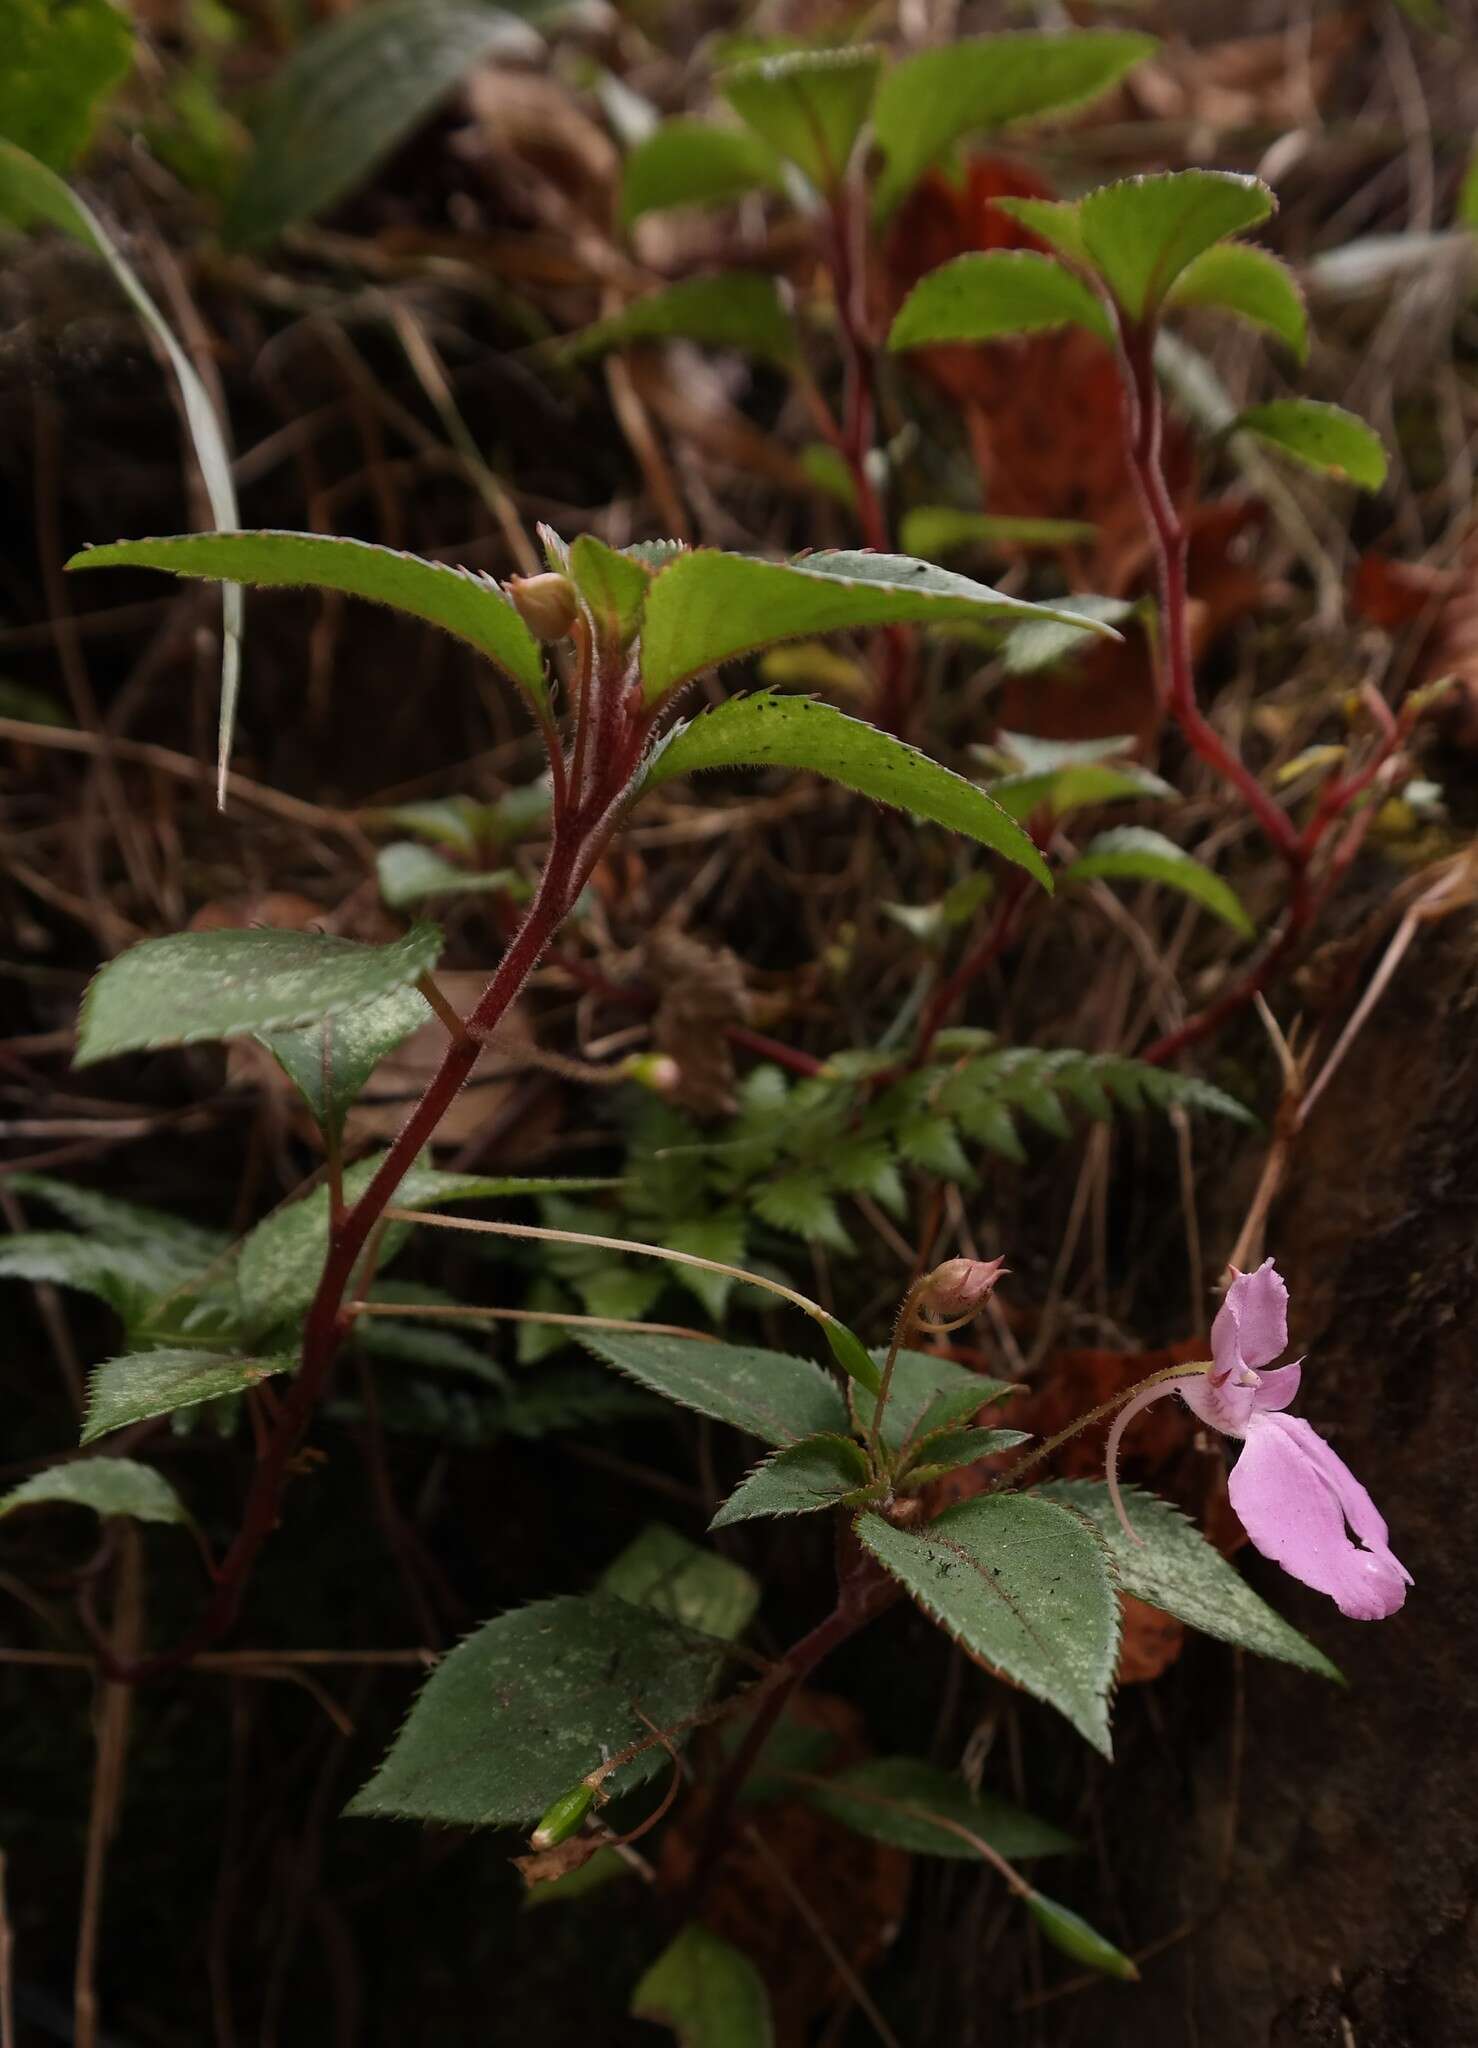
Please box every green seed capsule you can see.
[1025,1890,1139,1981]
[530,1781,596,1851]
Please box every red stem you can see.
[1117,319,1301,866]
[106,812,603,1681]
[912,867,1033,1066]
[1112,313,1417,1064]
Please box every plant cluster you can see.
[0,3,1448,2039]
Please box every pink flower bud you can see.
[506,572,579,642]
[918,1255,1008,1319]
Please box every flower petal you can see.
[1218,1259,1289,1373]
[1209,1288,1244,1382]
[1252,1359,1302,1413]
[1228,1413,1411,1621]
[1181,1367,1256,1435]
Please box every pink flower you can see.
[1106,1260,1411,1622]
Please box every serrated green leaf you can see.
[992,195,1091,267]
[1059,825,1253,937]
[580,1331,847,1446]
[953,1094,1027,1163]
[0,1456,188,1526]
[573,1262,666,1323]
[371,780,548,856]
[1078,170,1275,320]
[1005,1078,1073,1140]
[857,1494,1120,1754]
[890,251,1111,351]
[0,0,133,171]
[0,1234,208,1327]
[75,923,443,1068]
[223,0,544,247]
[873,30,1155,218]
[711,1434,874,1529]
[854,1349,1017,1455]
[638,547,1115,704]
[619,118,783,228]
[622,538,690,571]
[375,841,521,909]
[632,1925,775,2048]
[557,274,798,369]
[642,694,1050,886]
[899,508,1097,561]
[983,731,1171,821]
[7,1172,228,1267]
[68,530,548,711]
[1167,242,1308,360]
[1000,595,1136,675]
[599,1524,760,1641]
[1026,1891,1139,1981]
[801,1757,1073,1860]
[1058,1057,1113,1122]
[1231,399,1387,491]
[0,144,242,801]
[1129,1062,1255,1126]
[1038,1480,1340,1679]
[82,1348,291,1444]
[751,1172,853,1253]
[899,1425,1030,1484]
[896,1109,974,1181]
[722,47,881,192]
[346,1592,734,1826]
[372,796,484,855]
[261,982,429,1145]
[567,533,653,645]
[236,1160,611,1334]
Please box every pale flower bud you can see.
[506,572,579,642]
[619,1051,683,1097]
[918,1255,1008,1319]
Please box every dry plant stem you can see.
[380,1207,858,1348]
[75,1526,142,2048]
[347,1298,720,1342]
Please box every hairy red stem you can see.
[105,789,621,1681]
[1114,315,1406,1062]
[1118,319,1301,865]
